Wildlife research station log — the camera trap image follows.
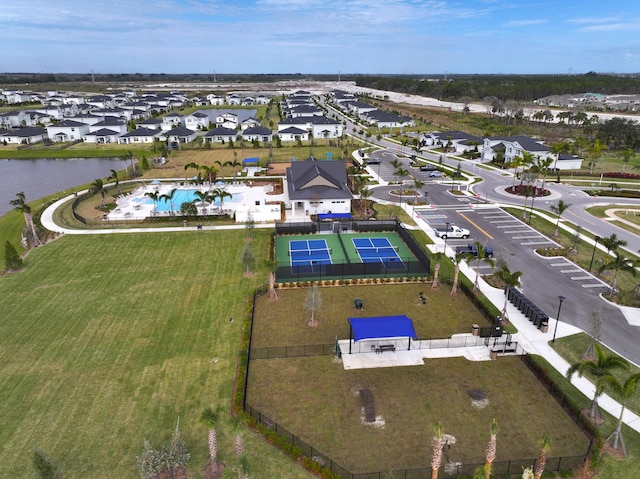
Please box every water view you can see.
[0,157,127,217]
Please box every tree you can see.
[193,190,214,215]
[211,188,232,214]
[10,192,42,247]
[145,191,160,217]
[600,233,627,269]
[180,200,198,218]
[484,419,498,479]
[184,162,200,176]
[32,449,62,479]
[602,372,640,455]
[549,200,571,237]
[200,164,219,186]
[583,307,604,360]
[430,422,444,479]
[304,282,322,327]
[4,240,23,271]
[90,178,106,208]
[242,243,255,275]
[359,186,373,217]
[110,169,123,196]
[566,343,629,421]
[430,252,445,290]
[532,434,550,479]
[619,148,634,173]
[587,139,607,175]
[159,188,178,217]
[598,251,636,297]
[496,264,522,320]
[137,439,163,479]
[450,255,462,296]
[161,419,191,479]
[468,242,495,292]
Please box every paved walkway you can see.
[40,177,640,437]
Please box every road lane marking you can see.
[458,212,493,240]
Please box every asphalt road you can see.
[321,95,640,363]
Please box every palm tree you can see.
[359,186,373,217]
[496,264,522,320]
[90,178,106,208]
[184,162,200,180]
[210,188,232,214]
[549,200,571,237]
[224,159,242,177]
[159,188,178,217]
[484,419,498,479]
[430,422,444,479]
[566,343,630,421]
[535,157,554,194]
[200,164,219,186]
[532,434,550,479]
[450,255,461,296]
[193,190,214,215]
[10,191,42,247]
[109,169,123,196]
[602,372,640,455]
[509,155,523,189]
[587,139,607,175]
[600,233,627,269]
[470,242,495,291]
[598,251,636,297]
[430,252,446,291]
[145,191,160,216]
[619,148,634,173]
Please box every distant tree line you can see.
[356,73,640,102]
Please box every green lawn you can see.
[247,286,589,474]
[0,230,313,479]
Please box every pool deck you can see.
[107,181,286,222]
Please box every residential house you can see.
[137,118,163,130]
[90,107,129,120]
[277,126,309,142]
[118,127,160,144]
[89,117,127,135]
[164,126,197,144]
[481,135,554,164]
[362,110,414,131]
[162,113,185,131]
[83,128,120,144]
[2,127,48,144]
[185,111,211,130]
[309,116,343,139]
[0,110,31,128]
[226,94,242,105]
[66,113,103,126]
[423,130,482,153]
[203,127,238,144]
[553,153,583,171]
[240,117,261,131]
[207,94,224,105]
[240,126,272,143]
[285,158,352,216]
[289,104,323,118]
[216,112,239,129]
[46,120,90,142]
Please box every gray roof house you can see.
[203,127,238,143]
[118,127,160,144]
[285,158,352,216]
[241,126,273,143]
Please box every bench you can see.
[376,344,396,353]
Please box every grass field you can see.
[0,230,314,479]
[247,286,590,474]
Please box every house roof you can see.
[87,128,119,136]
[509,135,549,152]
[8,127,47,137]
[166,127,195,136]
[278,127,308,135]
[309,116,340,125]
[120,127,159,138]
[242,126,272,136]
[286,158,352,200]
[93,117,126,127]
[204,127,237,137]
[51,120,87,128]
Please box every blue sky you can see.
[2,0,639,74]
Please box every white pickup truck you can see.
[434,225,470,239]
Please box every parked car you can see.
[419,164,438,171]
[429,170,445,177]
[365,157,381,165]
[435,225,470,239]
[455,243,494,258]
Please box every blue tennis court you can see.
[352,237,406,270]
[289,239,332,274]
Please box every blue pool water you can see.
[144,189,243,212]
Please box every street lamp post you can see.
[589,236,601,272]
[443,221,450,254]
[552,295,566,343]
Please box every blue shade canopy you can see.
[243,157,259,165]
[317,213,351,220]
[348,315,417,342]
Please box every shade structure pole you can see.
[349,325,353,354]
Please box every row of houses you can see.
[329,90,415,130]
[422,130,583,170]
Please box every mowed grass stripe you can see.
[0,229,311,479]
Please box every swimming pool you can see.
[144,189,243,212]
